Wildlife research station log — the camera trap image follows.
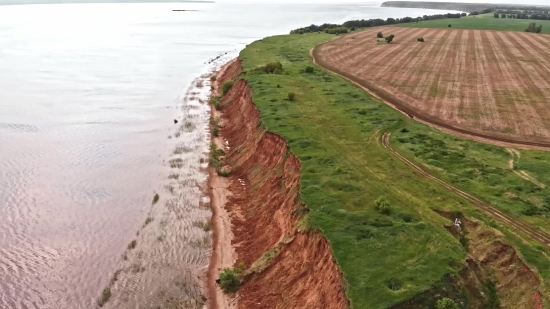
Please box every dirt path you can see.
[206,60,238,309]
[505,148,546,188]
[380,132,550,249]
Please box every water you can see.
[0,2,460,308]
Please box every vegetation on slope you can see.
[239,33,486,308]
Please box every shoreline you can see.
[205,58,238,309]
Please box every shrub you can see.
[526,22,543,33]
[374,196,391,215]
[276,83,281,88]
[152,193,159,205]
[436,298,459,309]
[128,240,137,250]
[222,80,235,95]
[376,31,383,38]
[210,75,216,81]
[251,62,283,74]
[327,27,349,34]
[212,126,219,137]
[209,96,221,110]
[385,34,395,43]
[97,287,111,307]
[219,268,241,293]
[417,37,425,42]
[448,24,452,27]
[304,66,314,73]
[288,92,296,101]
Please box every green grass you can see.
[392,121,550,234]
[393,14,550,33]
[240,33,471,308]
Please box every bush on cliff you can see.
[222,80,235,96]
[219,268,241,293]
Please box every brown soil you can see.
[430,211,544,309]
[466,218,543,309]
[208,59,347,309]
[313,27,550,149]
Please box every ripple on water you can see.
[98,61,230,308]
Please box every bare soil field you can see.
[314,27,550,145]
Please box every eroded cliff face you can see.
[216,60,348,309]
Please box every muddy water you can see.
[0,2,461,308]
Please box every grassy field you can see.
[235,32,550,308]
[393,13,550,33]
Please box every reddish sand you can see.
[315,27,550,147]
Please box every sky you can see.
[220,0,550,4]
[0,0,549,5]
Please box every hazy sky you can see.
[0,0,548,5]
[221,0,550,4]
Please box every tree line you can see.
[290,12,466,34]
[494,12,550,20]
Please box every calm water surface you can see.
[0,2,459,308]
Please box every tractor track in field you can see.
[380,132,550,249]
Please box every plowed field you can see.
[315,27,550,145]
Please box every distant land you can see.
[381,1,550,12]
[0,0,212,5]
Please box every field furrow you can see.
[369,28,433,81]
[458,29,476,124]
[370,29,445,108]
[472,30,504,131]
[500,32,550,139]
[388,29,439,89]
[437,30,468,124]
[406,31,452,102]
[325,27,413,70]
[429,30,463,118]
[413,31,456,111]
[349,28,422,76]
[485,31,546,138]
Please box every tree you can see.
[525,22,542,33]
[374,197,391,215]
[436,298,459,309]
[494,13,499,18]
[448,24,452,27]
[377,31,383,38]
[385,34,395,43]
[304,66,314,73]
